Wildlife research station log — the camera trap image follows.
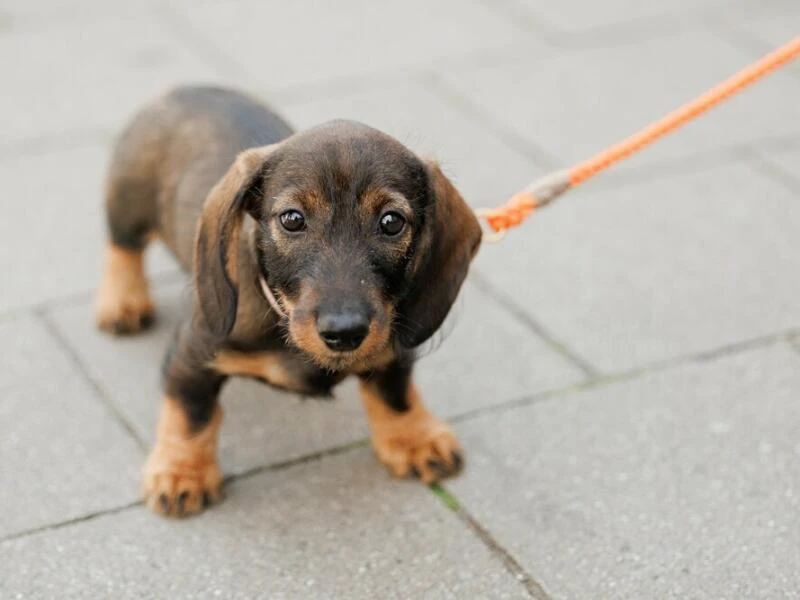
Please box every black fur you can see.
[360,360,413,413]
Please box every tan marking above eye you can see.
[361,188,412,219]
[270,188,326,220]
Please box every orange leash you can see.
[478,37,800,237]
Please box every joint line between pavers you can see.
[0,270,186,325]
[0,439,373,544]
[228,438,371,484]
[449,324,800,426]
[477,0,708,51]
[475,0,563,48]
[577,137,800,197]
[786,335,800,357]
[35,309,149,453]
[633,326,800,373]
[745,153,800,196]
[430,484,553,600]
[711,17,800,87]
[0,500,141,545]
[585,145,746,191]
[468,271,601,379]
[418,71,562,171]
[151,2,252,81]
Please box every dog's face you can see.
[195,121,482,371]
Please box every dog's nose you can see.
[317,311,369,352]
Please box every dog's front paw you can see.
[371,415,464,484]
[142,442,223,517]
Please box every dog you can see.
[95,86,482,517]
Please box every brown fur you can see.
[96,86,481,517]
[211,350,307,391]
[95,244,154,334]
[360,381,463,484]
[142,396,223,517]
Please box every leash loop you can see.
[474,169,571,235]
[473,209,508,242]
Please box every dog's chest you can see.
[213,348,341,396]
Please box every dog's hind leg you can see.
[95,170,158,334]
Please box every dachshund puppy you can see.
[95,86,482,517]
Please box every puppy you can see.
[95,86,482,517]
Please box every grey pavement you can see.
[1,0,799,598]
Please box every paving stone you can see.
[509,0,729,35]
[438,30,800,173]
[416,280,585,410]
[0,448,528,599]
[759,149,800,187]
[0,316,142,539]
[48,276,582,475]
[719,5,800,64]
[281,80,545,206]
[474,160,800,373]
[448,343,800,600]
[0,0,151,24]
[175,0,535,90]
[0,145,180,314]
[507,0,794,36]
[0,14,227,146]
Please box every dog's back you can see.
[105,86,294,269]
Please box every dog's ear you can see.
[194,144,279,338]
[396,160,482,348]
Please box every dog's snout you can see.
[317,310,370,352]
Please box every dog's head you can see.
[195,120,482,371]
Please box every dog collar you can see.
[258,275,288,320]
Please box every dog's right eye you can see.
[279,210,306,232]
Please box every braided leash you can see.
[477,37,800,240]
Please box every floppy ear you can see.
[396,160,482,348]
[193,144,279,338]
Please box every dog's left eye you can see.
[379,212,406,236]
[279,209,306,232]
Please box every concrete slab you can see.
[720,6,800,67]
[474,160,800,373]
[0,316,142,539]
[449,343,800,599]
[0,449,529,599]
[416,280,586,409]
[0,145,180,314]
[175,0,535,90]
[508,0,729,36]
[759,149,800,187]
[0,14,226,146]
[281,80,546,206]
[0,0,150,24]
[437,30,800,173]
